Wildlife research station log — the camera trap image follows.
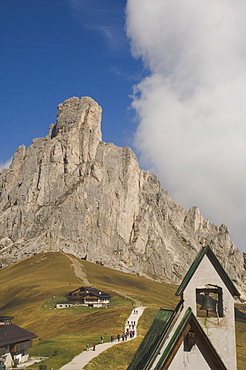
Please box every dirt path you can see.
[60,256,145,369]
[59,306,146,370]
[65,256,142,306]
[111,289,142,307]
[66,254,91,285]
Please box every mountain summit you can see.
[0,97,245,287]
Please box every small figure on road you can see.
[93,343,96,351]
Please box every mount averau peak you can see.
[0,97,245,289]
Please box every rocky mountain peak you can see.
[0,97,245,293]
[51,96,102,139]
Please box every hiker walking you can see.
[86,343,90,351]
[101,336,104,343]
[93,343,96,351]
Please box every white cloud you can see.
[0,158,12,172]
[126,0,246,251]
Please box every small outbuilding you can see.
[64,286,111,308]
[0,315,37,369]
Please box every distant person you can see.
[101,336,104,343]
[93,343,96,351]
[86,343,90,351]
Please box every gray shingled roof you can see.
[0,323,37,347]
[66,286,111,299]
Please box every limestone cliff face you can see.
[0,97,245,287]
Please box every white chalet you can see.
[64,286,111,308]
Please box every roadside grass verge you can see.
[29,334,102,370]
[84,338,143,370]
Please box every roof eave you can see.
[175,245,240,298]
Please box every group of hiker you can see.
[85,324,136,351]
[121,328,135,341]
[110,327,135,343]
[86,342,97,351]
[122,319,136,340]
[85,310,138,351]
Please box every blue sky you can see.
[1,0,246,252]
[0,0,144,163]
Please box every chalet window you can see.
[196,286,223,318]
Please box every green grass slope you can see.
[0,252,245,369]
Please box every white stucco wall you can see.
[2,352,12,369]
[169,341,211,370]
[182,254,237,370]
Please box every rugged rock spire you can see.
[0,97,245,289]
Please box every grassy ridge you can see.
[0,252,178,369]
[81,258,179,308]
[0,252,245,369]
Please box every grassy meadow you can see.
[0,252,245,369]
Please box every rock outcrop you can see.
[0,97,245,288]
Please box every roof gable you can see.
[155,308,227,370]
[128,303,227,370]
[175,245,240,297]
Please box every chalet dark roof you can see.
[128,304,227,370]
[175,245,240,297]
[66,286,111,299]
[0,323,37,347]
